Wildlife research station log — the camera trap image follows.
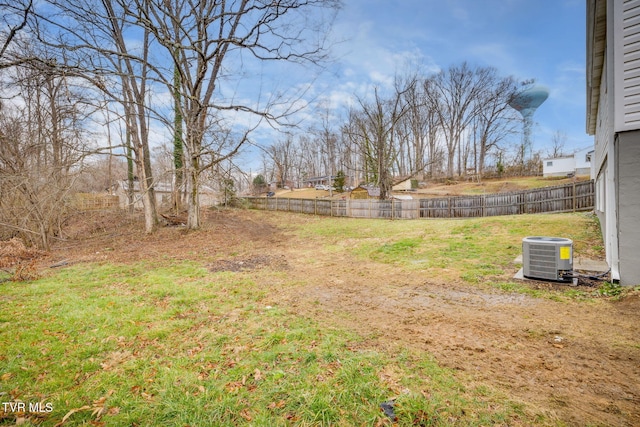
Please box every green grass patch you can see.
[292,212,607,304]
[0,262,534,426]
[299,212,603,283]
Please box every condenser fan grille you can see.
[522,237,573,282]
[527,244,558,280]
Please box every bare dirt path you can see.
[274,238,640,427]
[51,209,640,426]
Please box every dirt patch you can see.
[274,256,639,427]
[47,209,640,427]
[209,254,289,272]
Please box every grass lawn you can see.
[0,211,610,426]
[0,262,526,426]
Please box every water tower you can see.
[508,84,549,163]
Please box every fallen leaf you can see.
[140,392,154,401]
[91,406,105,418]
[54,405,91,427]
[239,409,252,421]
[268,400,286,410]
[1,372,13,381]
[94,397,107,406]
[224,381,243,393]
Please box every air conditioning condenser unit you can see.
[522,236,573,282]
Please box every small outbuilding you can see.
[350,186,380,199]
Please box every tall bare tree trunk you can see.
[172,52,184,213]
[187,154,200,229]
[126,129,135,214]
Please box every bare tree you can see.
[268,137,296,188]
[118,0,340,229]
[395,73,439,179]
[172,57,185,213]
[0,61,89,249]
[103,1,160,232]
[10,0,163,232]
[547,130,567,158]
[5,0,338,232]
[317,107,339,186]
[472,70,519,179]
[0,0,33,66]
[263,64,523,189]
[425,63,486,179]
[346,84,410,199]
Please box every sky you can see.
[254,0,590,164]
[60,0,588,172]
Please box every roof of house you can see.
[543,147,594,163]
[117,180,216,193]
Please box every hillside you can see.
[266,175,592,199]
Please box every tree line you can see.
[0,0,339,249]
[259,65,550,200]
[0,1,553,250]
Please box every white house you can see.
[543,156,575,177]
[542,147,593,177]
[586,0,640,286]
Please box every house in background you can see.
[116,180,218,210]
[586,0,640,285]
[304,175,336,188]
[542,147,593,177]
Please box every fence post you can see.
[572,181,576,212]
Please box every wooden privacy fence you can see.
[244,180,595,220]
